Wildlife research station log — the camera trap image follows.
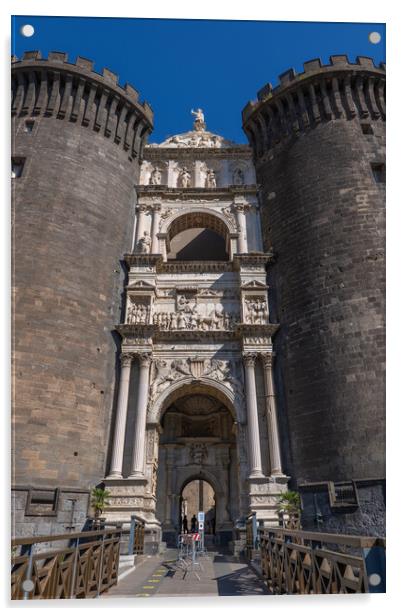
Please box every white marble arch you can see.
[147,377,246,425]
[160,208,238,260]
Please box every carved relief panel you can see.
[151,287,240,332]
[241,282,269,324]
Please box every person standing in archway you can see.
[183,515,188,534]
[191,514,197,533]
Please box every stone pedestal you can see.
[248,475,289,526]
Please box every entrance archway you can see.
[154,386,241,547]
[180,478,216,540]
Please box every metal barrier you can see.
[258,527,386,594]
[11,528,121,600]
[245,512,258,560]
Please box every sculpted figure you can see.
[178,167,191,188]
[177,312,187,329]
[149,166,162,185]
[171,358,192,377]
[233,168,244,185]
[170,312,178,329]
[189,312,198,329]
[191,108,206,131]
[204,359,230,382]
[150,359,175,402]
[206,169,217,188]
[137,230,151,253]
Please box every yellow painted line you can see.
[135,593,150,597]
[148,579,160,583]
[143,585,155,589]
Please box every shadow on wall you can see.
[168,228,228,260]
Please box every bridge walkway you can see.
[103,548,269,598]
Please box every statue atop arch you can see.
[191,108,206,131]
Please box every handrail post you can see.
[363,544,386,593]
[128,515,136,555]
[96,532,106,598]
[284,531,292,594]
[69,536,80,599]
[22,543,34,600]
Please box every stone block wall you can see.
[243,56,385,534]
[11,52,153,536]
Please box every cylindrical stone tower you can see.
[243,56,385,533]
[12,51,153,534]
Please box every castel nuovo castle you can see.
[11,51,385,552]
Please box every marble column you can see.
[164,447,175,525]
[262,353,284,476]
[234,204,248,253]
[158,233,167,260]
[134,204,147,250]
[129,352,152,478]
[150,203,161,253]
[107,353,133,478]
[243,353,264,478]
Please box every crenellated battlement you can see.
[242,55,385,157]
[11,51,153,157]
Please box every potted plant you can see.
[276,490,302,529]
[90,487,111,524]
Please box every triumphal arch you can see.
[104,112,288,549]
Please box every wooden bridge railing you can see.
[102,517,145,555]
[11,527,122,600]
[258,528,386,594]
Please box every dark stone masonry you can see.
[242,55,385,534]
[11,51,153,535]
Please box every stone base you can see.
[248,474,289,526]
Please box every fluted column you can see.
[262,354,284,476]
[134,204,147,250]
[234,204,248,253]
[243,353,264,478]
[164,447,175,524]
[107,353,133,478]
[129,352,152,477]
[150,203,161,253]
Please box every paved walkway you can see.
[103,548,268,598]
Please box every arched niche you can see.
[162,210,236,261]
[148,377,245,425]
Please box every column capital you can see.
[120,352,135,367]
[261,352,275,370]
[137,351,153,367]
[243,352,258,367]
[149,202,162,212]
[234,202,251,213]
[136,203,148,213]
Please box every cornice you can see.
[135,185,258,199]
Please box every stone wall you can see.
[299,480,386,537]
[11,52,153,535]
[12,487,90,538]
[243,56,385,533]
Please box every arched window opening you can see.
[166,212,230,261]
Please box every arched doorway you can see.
[154,386,241,547]
[165,211,232,260]
[180,478,216,541]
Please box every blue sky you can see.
[11,16,385,144]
